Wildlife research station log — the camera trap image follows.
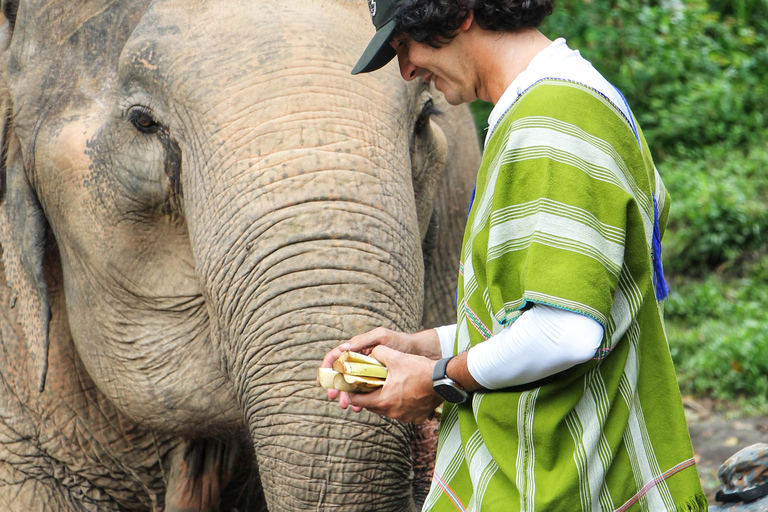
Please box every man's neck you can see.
[472,28,552,105]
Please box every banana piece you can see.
[318,368,339,390]
[318,367,382,393]
[333,373,365,393]
[337,373,379,392]
[320,351,387,393]
[319,354,443,420]
[342,373,385,387]
[338,361,388,379]
[339,350,385,367]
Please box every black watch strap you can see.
[432,356,469,404]
[433,356,452,382]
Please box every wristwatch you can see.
[432,356,470,404]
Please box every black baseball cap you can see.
[352,0,400,74]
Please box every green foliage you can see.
[660,144,768,275]
[665,274,768,410]
[709,0,768,22]
[542,0,768,157]
[536,0,768,276]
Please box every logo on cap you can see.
[368,0,377,18]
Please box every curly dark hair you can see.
[394,0,556,47]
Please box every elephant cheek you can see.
[46,116,100,222]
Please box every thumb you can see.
[369,345,398,366]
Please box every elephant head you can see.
[0,0,479,510]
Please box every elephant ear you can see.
[0,1,16,58]
[2,0,17,26]
[0,93,51,393]
[411,100,448,242]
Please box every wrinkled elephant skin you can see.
[0,1,480,511]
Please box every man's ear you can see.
[0,96,51,393]
[459,9,474,32]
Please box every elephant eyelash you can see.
[414,99,442,136]
[127,105,163,135]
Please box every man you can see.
[322,1,707,510]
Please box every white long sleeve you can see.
[434,324,458,359]
[434,304,604,390]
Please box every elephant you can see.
[0,0,481,510]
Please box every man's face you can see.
[390,34,476,105]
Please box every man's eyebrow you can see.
[392,34,408,47]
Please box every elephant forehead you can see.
[6,0,152,146]
[118,0,394,94]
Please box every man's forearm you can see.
[445,350,483,393]
[411,328,444,360]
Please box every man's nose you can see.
[396,49,418,81]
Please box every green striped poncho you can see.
[422,80,707,512]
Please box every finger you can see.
[351,405,363,413]
[338,391,353,409]
[347,327,392,353]
[326,388,339,400]
[348,388,380,409]
[321,350,339,369]
[346,336,377,354]
[369,344,397,365]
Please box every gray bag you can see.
[716,443,768,503]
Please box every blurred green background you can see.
[469,0,768,414]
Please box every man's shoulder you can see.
[520,79,629,123]
[487,79,639,150]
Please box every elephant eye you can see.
[128,106,162,134]
[415,99,442,136]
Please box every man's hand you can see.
[320,327,443,419]
[322,327,441,363]
[347,345,444,424]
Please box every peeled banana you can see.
[318,351,443,419]
[335,351,384,368]
[318,351,386,393]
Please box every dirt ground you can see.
[684,396,768,505]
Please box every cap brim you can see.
[351,19,398,75]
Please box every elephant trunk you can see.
[241,313,418,511]
[233,200,423,511]
[185,125,425,509]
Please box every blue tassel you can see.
[652,194,670,301]
[467,186,476,218]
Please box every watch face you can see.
[434,381,469,404]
